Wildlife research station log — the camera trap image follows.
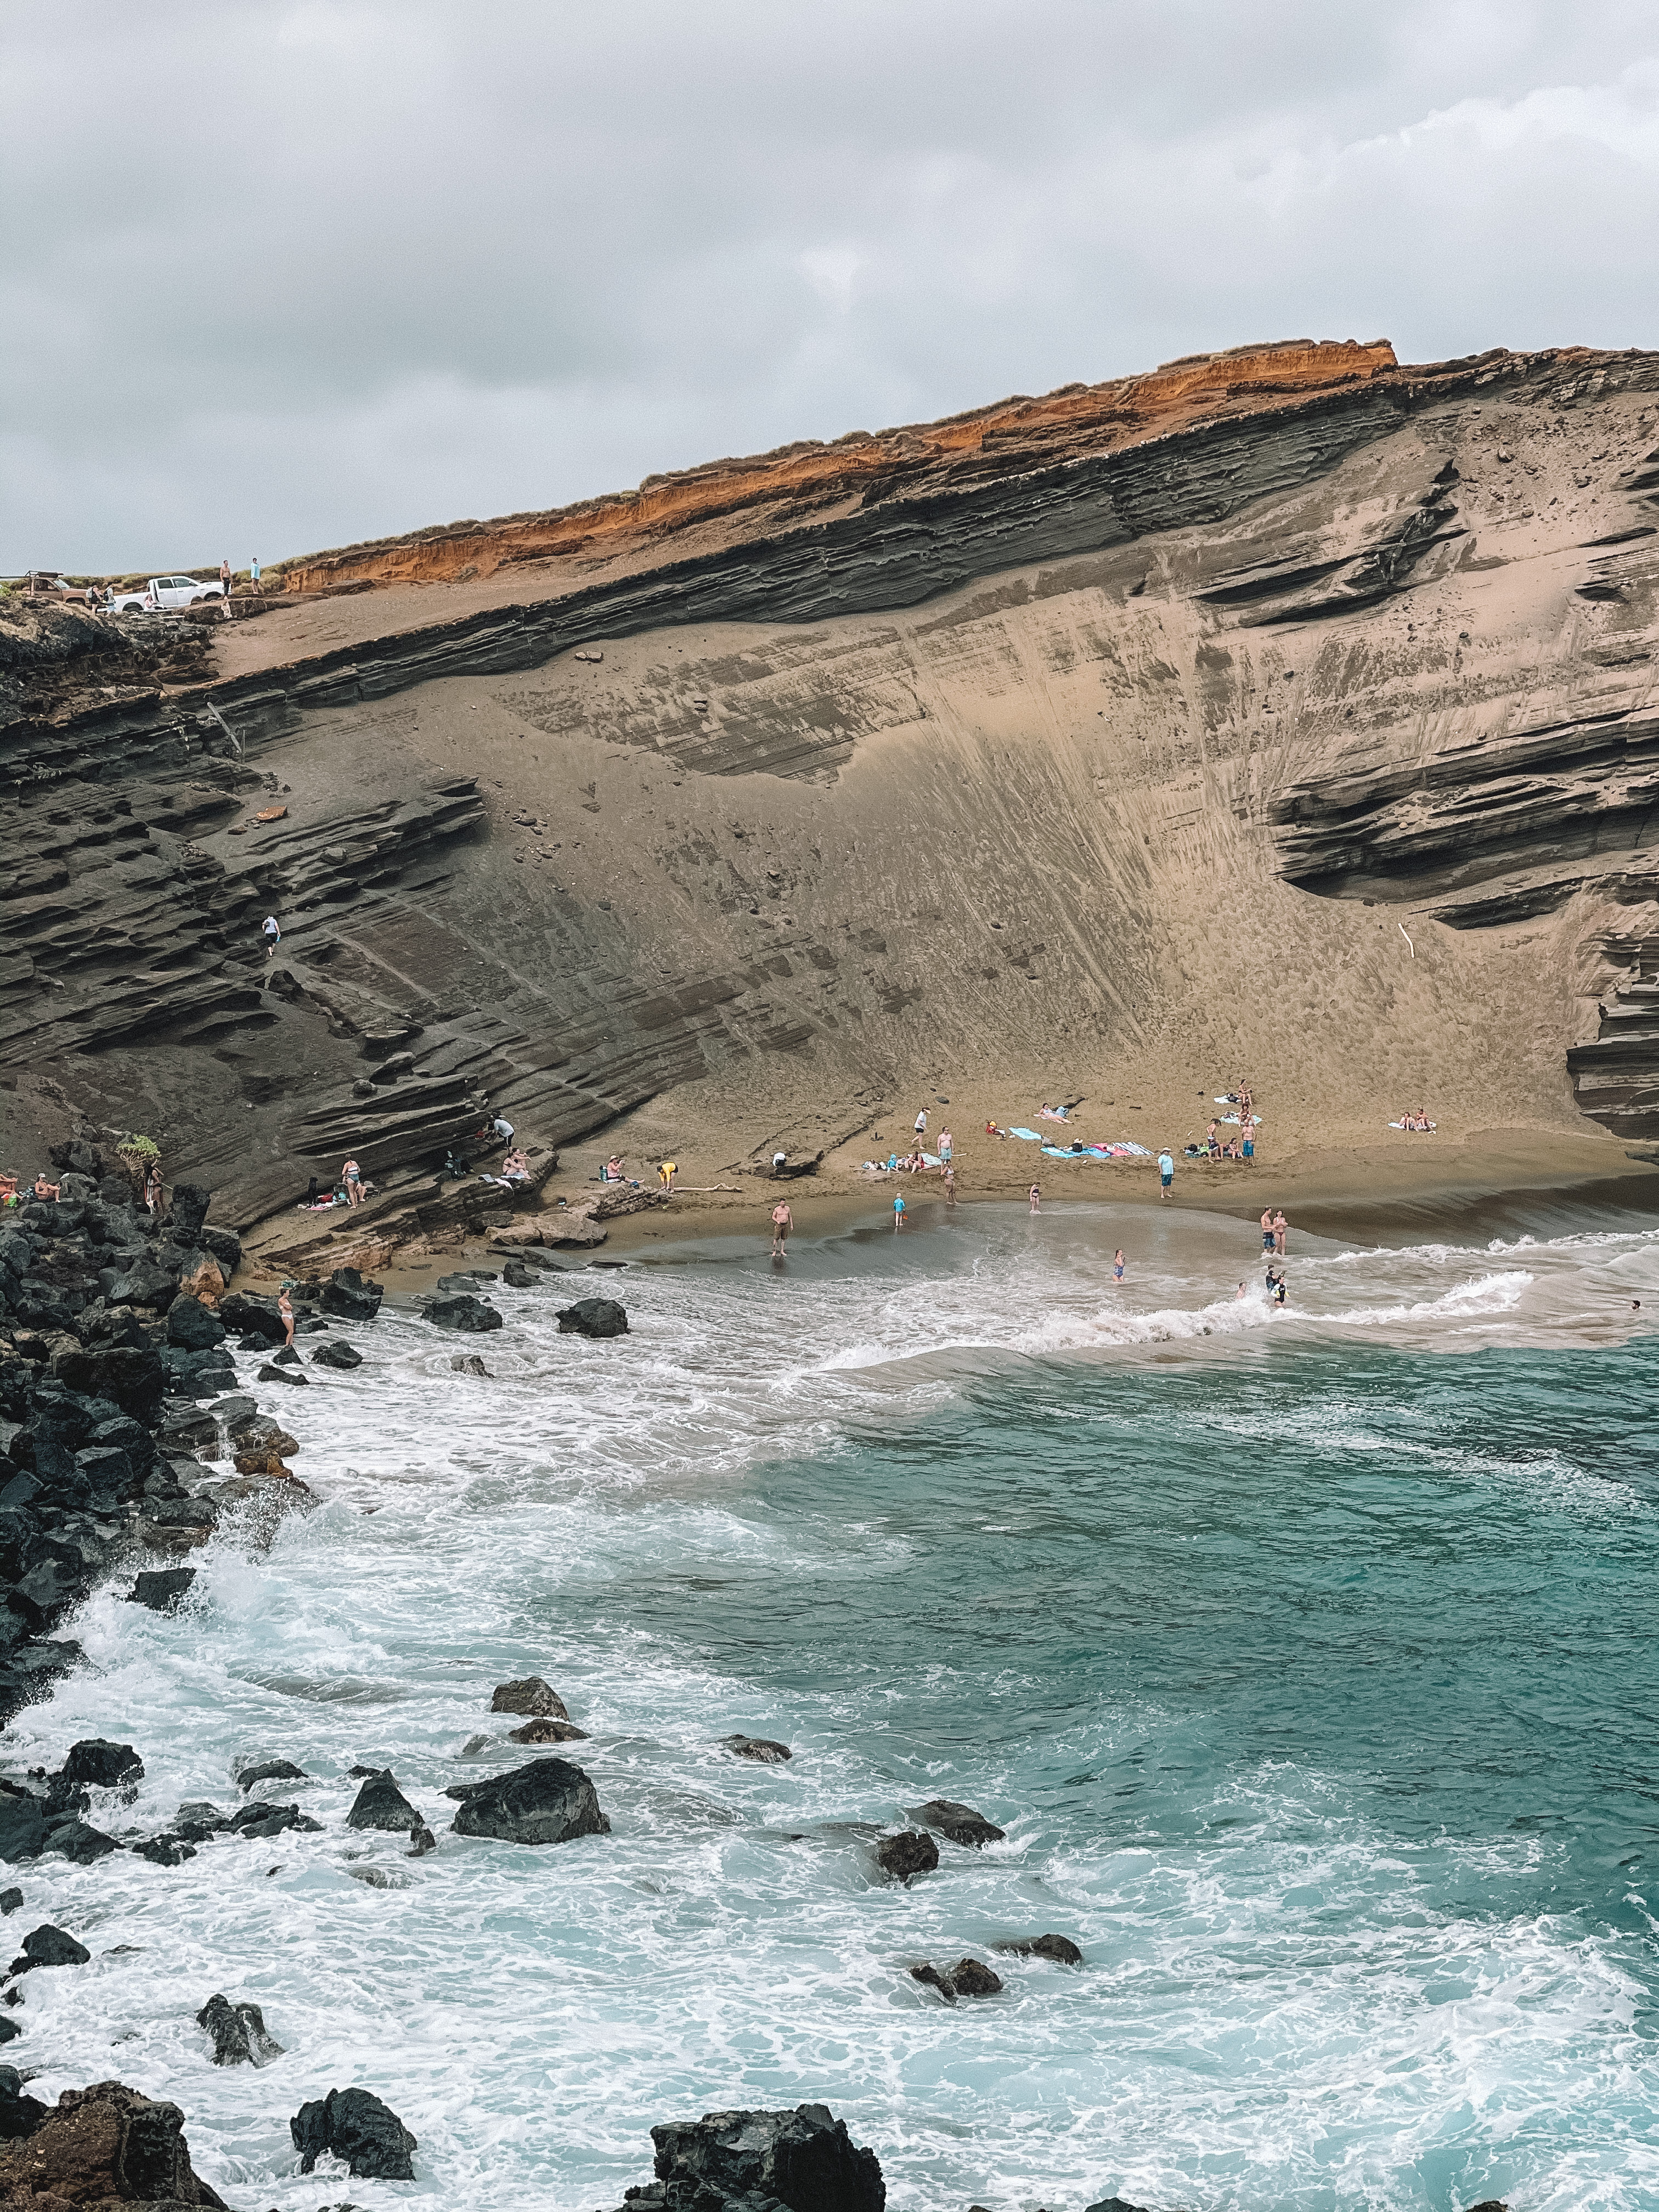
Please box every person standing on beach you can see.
[914,1109,928,1143]
[893,1192,907,1231]
[1113,1249,1126,1280]
[278,1284,295,1347]
[1261,1206,1275,1255]
[1273,1209,1288,1256]
[770,1198,792,1256]
[658,1160,677,1192]
[939,1129,952,1165]
[944,1164,956,1206]
[1029,1183,1040,1214]
[1158,1149,1174,1199]
[342,1158,363,1208]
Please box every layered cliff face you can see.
[4,338,1658,1219]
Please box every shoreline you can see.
[241,1124,1659,1304]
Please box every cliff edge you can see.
[4,336,1657,1230]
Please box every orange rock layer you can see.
[275,337,1398,594]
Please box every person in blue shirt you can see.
[1158,1148,1175,1197]
[893,1192,906,1232]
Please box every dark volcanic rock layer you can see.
[6,338,1659,1199]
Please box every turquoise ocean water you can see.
[6,1199,1658,2210]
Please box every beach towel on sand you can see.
[1009,1127,1042,1141]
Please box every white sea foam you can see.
[3,1204,1655,2207]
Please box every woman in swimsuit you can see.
[343,1158,363,1208]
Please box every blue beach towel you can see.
[1008,1127,1042,1141]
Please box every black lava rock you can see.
[311,1339,363,1370]
[422,1294,501,1333]
[127,1566,197,1612]
[320,1267,383,1322]
[907,1797,1006,1848]
[407,1821,437,1857]
[256,1363,308,1387]
[346,1770,422,1833]
[0,2065,47,2136]
[0,1800,44,1866]
[501,1261,537,1289]
[166,1295,226,1351]
[873,1830,938,1882]
[506,1716,588,1743]
[39,1818,119,1864]
[0,1891,20,1916]
[197,1991,284,2066]
[227,1801,321,1841]
[291,2086,417,2180]
[996,1932,1084,1965]
[445,1757,610,1845]
[944,1955,1003,1996]
[720,1735,792,1764]
[1084,2199,1152,2212]
[58,1740,142,1792]
[218,1291,288,1345]
[11,1923,89,1972]
[556,1296,628,1338]
[489,1677,569,1718]
[236,1759,307,1792]
[650,2102,884,2212]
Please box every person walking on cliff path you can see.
[1158,1148,1175,1199]
[262,914,280,958]
[250,556,261,589]
[218,556,232,612]
[771,1198,792,1257]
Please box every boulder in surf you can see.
[446,1757,610,1844]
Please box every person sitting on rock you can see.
[442,1148,470,1181]
[32,1173,60,1201]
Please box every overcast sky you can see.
[4,1,1658,573]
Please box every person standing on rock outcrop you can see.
[219,556,232,608]
[263,914,281,958]
[144,1160,165,1219]
[278,1284,295,1348]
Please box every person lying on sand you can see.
[1039,1104,1069,1121]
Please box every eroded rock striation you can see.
[7,338,1659,1230]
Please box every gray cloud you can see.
[4,0,1657,570]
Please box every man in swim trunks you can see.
[1261,1207,1275,1254]
[1158,1149,1173,1198]
[1113,1250,1125,1280]
[1029,1183,1040,1214]
[770,1199,792,1256]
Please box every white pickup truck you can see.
[108,574,225,614]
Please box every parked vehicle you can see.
[107,575,224,614]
